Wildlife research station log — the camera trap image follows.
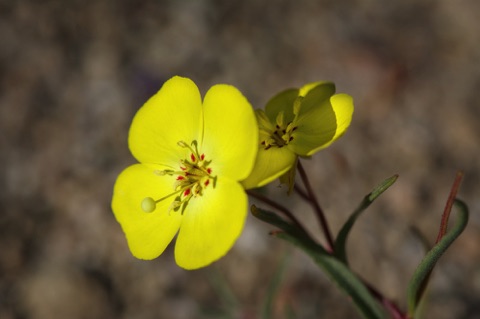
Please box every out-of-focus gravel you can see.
[1,1,479,318]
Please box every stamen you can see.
[156,169,172,176]
[255,109,275,132]
[276,111,284,127]
[293,96,303,116]
[178,141,198,159]
[144,140,216,214]
[168,199,182,213]
[191,140,200,157]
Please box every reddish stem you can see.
[296,160,334,253]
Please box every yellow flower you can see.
[242,82,354,189]
[112,76,257,269]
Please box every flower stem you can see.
[293,184,309,201]
[296,160,334,253]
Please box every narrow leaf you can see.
[407,199,469,317]
[274,231,386,319]
[436,171,463,244]
[252,206,386,319]
[251,205,316,246]
[335,175,398,264]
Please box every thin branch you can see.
[294,184,309,201]
[296,160,334,252]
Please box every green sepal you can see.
[252,206,386,319]
[407,199,469,318]
[334,175,398,264]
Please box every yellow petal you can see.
[329,93,354,142]
[298,82,336,115]
[288,97,337,156]
[241,146,297,189]
[112,164,182,260]
[201,84,257,181]
[129,76,202,166]
[295,93,354,156]
[264,88,298,123]
[298,81,334,97]
[174,177,248,269]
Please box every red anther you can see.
[180,166,186,171]
[184,188,191,196]
[190,153,196,162]
[207,168,212,174]
[200,154,205,160]
[204,179,210,187]
[176,176,185,180]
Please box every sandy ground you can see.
[1,1,479,318]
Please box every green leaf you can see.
[334,175,398,264]
[252,206,386,319]
[407,199,469,317]
[251,205,322,250]
[275,232,386,319]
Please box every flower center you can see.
[261,121,297,149]
[256,96,303,150]
[141,140,216,214]
[257,101,303,151]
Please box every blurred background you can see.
[1,0,479,318]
